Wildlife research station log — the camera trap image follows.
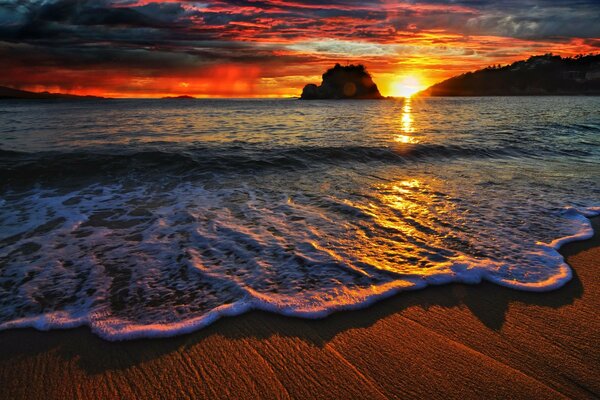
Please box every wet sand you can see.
[1,218,598,399]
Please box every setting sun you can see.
[391,76,424,98]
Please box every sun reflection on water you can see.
[394,98,418,144]
[322,177,463,276]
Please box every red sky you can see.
[0,0,598,97]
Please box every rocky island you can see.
[420,54,600,96]
[300,64,384,99]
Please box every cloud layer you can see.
[1,0,598,96]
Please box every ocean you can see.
[1,97,599,340]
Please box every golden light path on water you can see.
[323,177,466,278]
[394,97,419,144]
[312,97,467,279]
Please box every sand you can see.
[1,218,598,399]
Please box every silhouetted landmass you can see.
[301,64,384,99]
[421,54,600,96]
[0,86,105,100]
[162,95,196,99]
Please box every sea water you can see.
[0,97,598,340]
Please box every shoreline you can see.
[1,217,598,398]
[2,209,596,341]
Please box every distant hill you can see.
[420,54,600,96]
[162,95,196,99]
[0,86,105,100]
[301,64,384,99]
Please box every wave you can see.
[1,206,597,341]
[0,142,584,186]
[0,167,597,341]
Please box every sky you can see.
[1,0,599,97]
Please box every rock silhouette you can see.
[300,64,384,99]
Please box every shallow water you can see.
[1,97,599,340]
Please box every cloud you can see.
[0,0,598,96]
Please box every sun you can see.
[391,76,424,98]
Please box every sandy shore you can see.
[1,218,598,399]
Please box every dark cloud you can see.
[2,0,598,45]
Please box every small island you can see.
[162,95,196,99]
[420,54,600,96]
[300,64,384,100]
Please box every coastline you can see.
[1,218,598,399]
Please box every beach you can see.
[0,216,598,399]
